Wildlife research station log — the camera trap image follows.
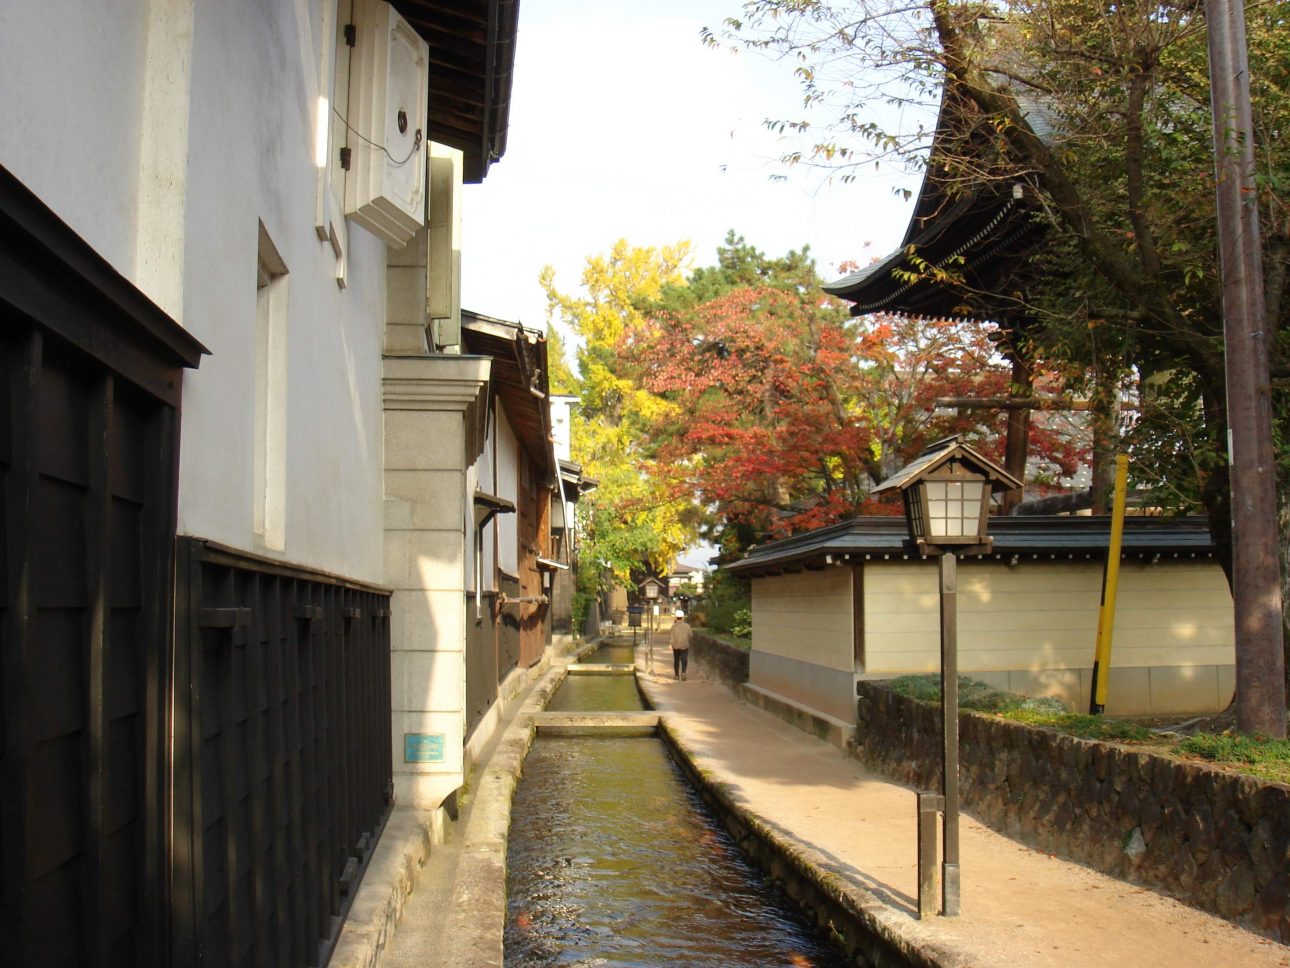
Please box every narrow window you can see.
[255,222,288,551]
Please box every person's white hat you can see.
[674,609,685,619]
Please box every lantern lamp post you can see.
[873,436,1021,918]
[640,577,664,659]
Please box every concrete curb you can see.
[329,807,450,968]
[737,681,857,750]
[333,655,569,968]
[409,663,566,967]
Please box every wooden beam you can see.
[935,396,1093,411]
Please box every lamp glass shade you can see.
[643,583,659,599]
[919,478,986,543]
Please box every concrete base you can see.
[549,632,580,656]
[737,682,856,750]
[464,653,551,773]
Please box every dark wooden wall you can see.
[172,540,392,968]
[0,163,204,967]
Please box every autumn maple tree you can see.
[628,235,1085,543]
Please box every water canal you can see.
[504,643,850,967]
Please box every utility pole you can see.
[1205,0,1286,736]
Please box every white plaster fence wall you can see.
[0,0,389,584]
[862,558,1235,715]
[750,558,1236,720]
[750,569,855,722]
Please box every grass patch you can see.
[1172,733,1290,784]
[887,674,1064,715]
[998,708,1152,741]
[883,676,1290,783]
[886,675,1148,740]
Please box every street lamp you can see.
[640,578,664,663]
[873,436,1020,918]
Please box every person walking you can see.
[670,609,692,680]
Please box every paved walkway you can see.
[637,644,1289,967]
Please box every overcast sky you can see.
[458,0,921,569]
[459,0,920,337]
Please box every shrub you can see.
[729,608,752,639]
[571,590,594,635]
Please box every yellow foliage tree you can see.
[542,240,699,586]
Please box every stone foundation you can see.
[854,681,1290,943]
[689,630,750,687]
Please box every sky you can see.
[458,0,922,569]
[459,0,921,336]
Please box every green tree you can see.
[545,323,579,395]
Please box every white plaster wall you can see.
[752,569,853,671]
[175,0,387,582]
[863,558,1235,674]
[0,0,387,582]
[469,412,499,592]
[0,1,149,282]
[550,395,577,462]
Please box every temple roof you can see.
[824,77,1056,321]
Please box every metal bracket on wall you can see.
[198,607,252,629]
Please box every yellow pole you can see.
[1090,454,1129,713]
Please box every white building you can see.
[0,1,530,963]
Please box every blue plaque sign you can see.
[404,732,446,764]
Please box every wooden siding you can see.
[2,332,176,967]
[863,559,1235,675]
[751,570,853,673]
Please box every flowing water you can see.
[547,673,644,713]
[505,649,849,967]
[579,642,637,665]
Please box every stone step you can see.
[566,663,636,675]
[531,711,659,733]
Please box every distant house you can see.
[667,562,706,598]
[460,312,582,758]
[726,516,1235,733]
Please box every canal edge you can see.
[656,718,972,968]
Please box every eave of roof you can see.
[725,515,1217,576]
[462,310,556,487]
[823,190,1044,319]
[391,0,519,183]
[823,72,1058,321]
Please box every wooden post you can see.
[940,551,961,917]
[1001,356,1032,514]
[917,792,943,920]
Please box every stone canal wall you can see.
[853,681,1290,943]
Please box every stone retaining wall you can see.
[854,681,1290,943]
[689,629,750,687]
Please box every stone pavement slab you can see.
[637,645,1290,968]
